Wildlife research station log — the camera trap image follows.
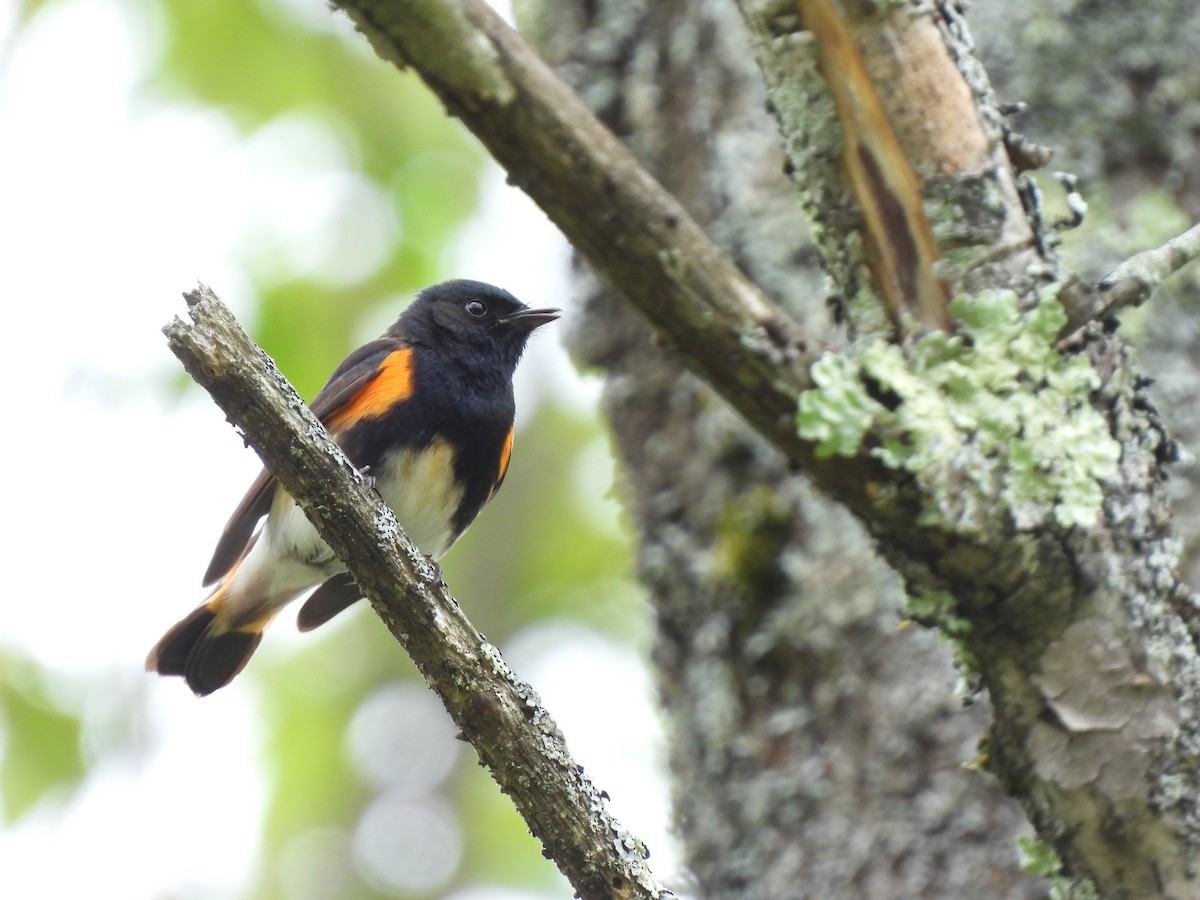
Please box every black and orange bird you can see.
[147,280,559,696]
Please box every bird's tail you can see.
[146,576,273,697]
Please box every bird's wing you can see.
[296,572,362,632]
[201,340,407,586]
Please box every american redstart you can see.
[147,280,560,696]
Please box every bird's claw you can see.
[359,464,380,493]
[425,554,445,585]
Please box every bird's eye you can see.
[465,300,488,317]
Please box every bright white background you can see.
[0,0,678,896]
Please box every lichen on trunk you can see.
[519,0,1041,895]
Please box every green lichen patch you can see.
[796,353,882,457]
[906,588,970,636]
[1016,835,1099,900]
[905,588,980,686]
[797,289,1120,533]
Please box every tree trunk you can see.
[523,2,1040,896]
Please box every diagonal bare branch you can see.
[330,0,909,525]
[164,284,673,900]
[334,0,813,436]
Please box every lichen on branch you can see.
[798,289,1120,532]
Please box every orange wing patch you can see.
[493,426,514,499]
[329,348,414,427]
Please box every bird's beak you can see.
[500,307,562,331]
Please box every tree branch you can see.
[164,285,672,900]
[330,0,906,527]
[335,4,814,433]
[1060,220,1200,335]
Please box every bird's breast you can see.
[373,438,464,560]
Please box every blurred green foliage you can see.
[0,658,85,823]
[151,0,487,395]
[3,0,643,897]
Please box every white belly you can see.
[223,439,464,626]
[374,439,463,560]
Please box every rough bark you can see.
[967,0,1200,222]
[732,4,1200,896]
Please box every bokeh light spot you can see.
[346,682,460,795]
[353,793,461,896]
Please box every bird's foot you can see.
[424,554,445,585]
[359,464,380,493]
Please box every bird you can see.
[146,280,560,696]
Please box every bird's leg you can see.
[359,464,380,493]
